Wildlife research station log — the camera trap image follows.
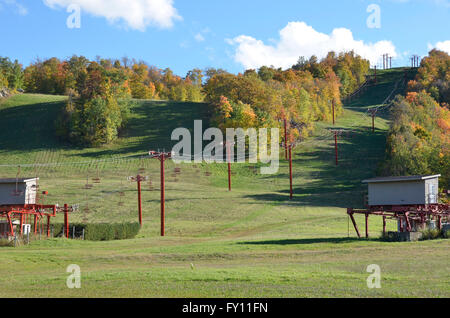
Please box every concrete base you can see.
[442,224,450,234]
[386,231,423,242]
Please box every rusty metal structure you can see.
[0,203,78,239]
[128,174,149,226]
[411,55,421,68]
[0,176,78,239]
[368,108,378,133]
[220,141,235,191]
[148,150,173,237]
[347,204,450,239]
[347,175,449,238]
[327,129,353,166]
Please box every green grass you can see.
[0,68,448,298]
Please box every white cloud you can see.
[179,41,187,48]
[43,0,181,30]
[227,22,398,70]
[434,0,450,6]
[390,0,450,7]
[1,0,28,15]
[194,33,205,42]
[429,40,450,54]
[193,27,211,43]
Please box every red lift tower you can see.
[277,110,289,160]
[0,177,78,239]
[0,203,78,239]
[221,141,236,191]
[328,129,352,166]
[368,108,378,133]
[128,174,149,226]
[348,175,449,239]
[281,136,299,200]
[149,150,173,237]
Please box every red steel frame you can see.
[284,117,288,160]
[149,150,172,237]
[224,141,234,192]
[128,175,147,226]
[0,204,57,238]
[347,204,450,239]
[368,108,378,133]
[283,129,296,200]
[0,203,76,239]
[288,145,293,200]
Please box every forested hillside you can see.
[381,49,450,190]
[0,52,370,147]
[2,50,449,191]
[201,51,369,141]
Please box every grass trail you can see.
[0,68,448,298]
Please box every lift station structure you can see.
[347,175,449,239]
[0,178,76,239]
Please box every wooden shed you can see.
[362,175,440,206]
[0,178,39,206]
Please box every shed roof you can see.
[362,175,441,184]
[0,178,39,184]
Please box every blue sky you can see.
[0,0,449,76]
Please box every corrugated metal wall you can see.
[368,177,439,206]
[0,180,37,205]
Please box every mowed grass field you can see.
[0,68,448,298]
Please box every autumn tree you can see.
[0,57,24,90]
[381,92,449,190]
[409,49,450,104]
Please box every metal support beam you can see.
[64,204,69,239]
[226,142,232,192]
[47,215,51,238]
[20,214,24,235]
[6,212,14,236]
[365,213,369,238]
[284,118,288,160]
[137,176,142,226]
[405,212,412,232]
[160,155,165,236]
[34,215,38,234]
[289,145,293,200]
[347,210,361,238]
[149,150,172,237]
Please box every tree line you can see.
[20,56,204,146]
[204,51,370,141]
[0,57,23,91]
[22,56,204,102]
[0,52,370,146]
[381,49,450,191]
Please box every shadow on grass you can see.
[248,126,387,208]
[343,68,414,120]
[238,237,379,245]
[78,100,211,157]
[0,98,211,157]
[0,100,69,152]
